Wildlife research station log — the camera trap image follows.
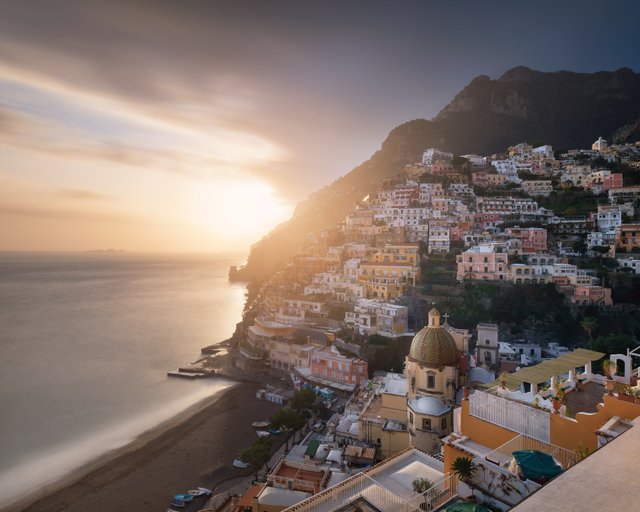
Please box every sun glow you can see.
[189,179,292,245]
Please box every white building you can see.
[422,148,453,166]
[344,299,409,338]
[592,136,608,152]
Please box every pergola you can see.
[482,348,605,392]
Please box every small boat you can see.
[170,500,185,508]
[268,428,282,435]
[197,487,213,496]
[256,430,270,438]
[187,489,205,496]
[252,421,269,428]
[233,459,250,468]
[173,493,194,502]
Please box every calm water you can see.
[0,252,246,503]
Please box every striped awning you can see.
[482,348,605,389]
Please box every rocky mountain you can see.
[232,66,640,281]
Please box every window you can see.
[422,418,431,430]
[427,373,435,389]
[441,418,447,429]
[409,412,414,425]
[485,339,491,345]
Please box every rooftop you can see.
[511,420,640,511]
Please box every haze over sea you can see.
[0,252,246,504]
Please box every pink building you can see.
[602,173,623,192]
[571,286,613,306]
[505,227,548,253]
[456,245,509,281]
[310,347,368,389]
[474,213,501,229]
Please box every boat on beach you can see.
[173,493,194,502]
[256,430,270,438]
[169,500,185,508]
[233,459,251,468]
[188,489,205,496]
[252,421,269,428]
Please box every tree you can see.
[580,317,597,343]
[290,388,317,417]
[240,438,272,478]
[590,333,636,356]
[412,477,433,494]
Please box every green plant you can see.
[602,359,616,378]
[451,456,477,482]
[575,443,590,461]
[411,477,433,494]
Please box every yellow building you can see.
[356,373,410,459]
[405,308,460,453]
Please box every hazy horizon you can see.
[1,0,639,253]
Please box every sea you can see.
[0,252,247,505]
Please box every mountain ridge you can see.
[233,66,640,281]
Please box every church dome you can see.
[408,308,458,367]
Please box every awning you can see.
[482,348,605,389]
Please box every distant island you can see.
[85,249,127,253]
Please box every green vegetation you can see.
[240,438,272,477]
[539,189,603,216]
[411,477,433,494]
[590,333,636,356]
[451,456,477,482]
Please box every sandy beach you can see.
[5,382,285,512]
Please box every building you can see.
[308,346,368,391]
[405,308,461,453]
[571,285,613,306]
[594,205,622,232]
[475,323,499,370]
[456,244,509,281]
[592,136,608,151]
[522,180,553,197]
[505,226,548,253]
[422,148,453,166]
[615,224,640,253]
[344,299,409,338]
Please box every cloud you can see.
[57,189,114,201]
[0,204,141,224]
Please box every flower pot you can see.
[605,378,616,395]
[618,393,635,403]
[552,398,561,412]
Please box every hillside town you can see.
[199,137,640,512]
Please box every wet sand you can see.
[5,383,284,512]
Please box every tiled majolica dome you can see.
[409,307,458,367]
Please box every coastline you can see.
[4,380,283,512]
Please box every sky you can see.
[1,0,639,253]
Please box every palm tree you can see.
[451,456,477,483]
[581,317,597,343]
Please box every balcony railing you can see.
[469,389,550,443]
[485,433,580,471]
[405,473,458,512]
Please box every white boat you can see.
[256,430,270,438]
[252,421,269,428]
[187,489,205,496]
[233,459,250,468]
[197,487,213,496]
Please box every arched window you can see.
[427,372,436,389]
[484,351,492,363]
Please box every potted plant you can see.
[451,456,477,501]
[619,385,635,402]
[551,382,564,412]
[602,360,617,395]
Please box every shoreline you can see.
[4,380,284,512]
